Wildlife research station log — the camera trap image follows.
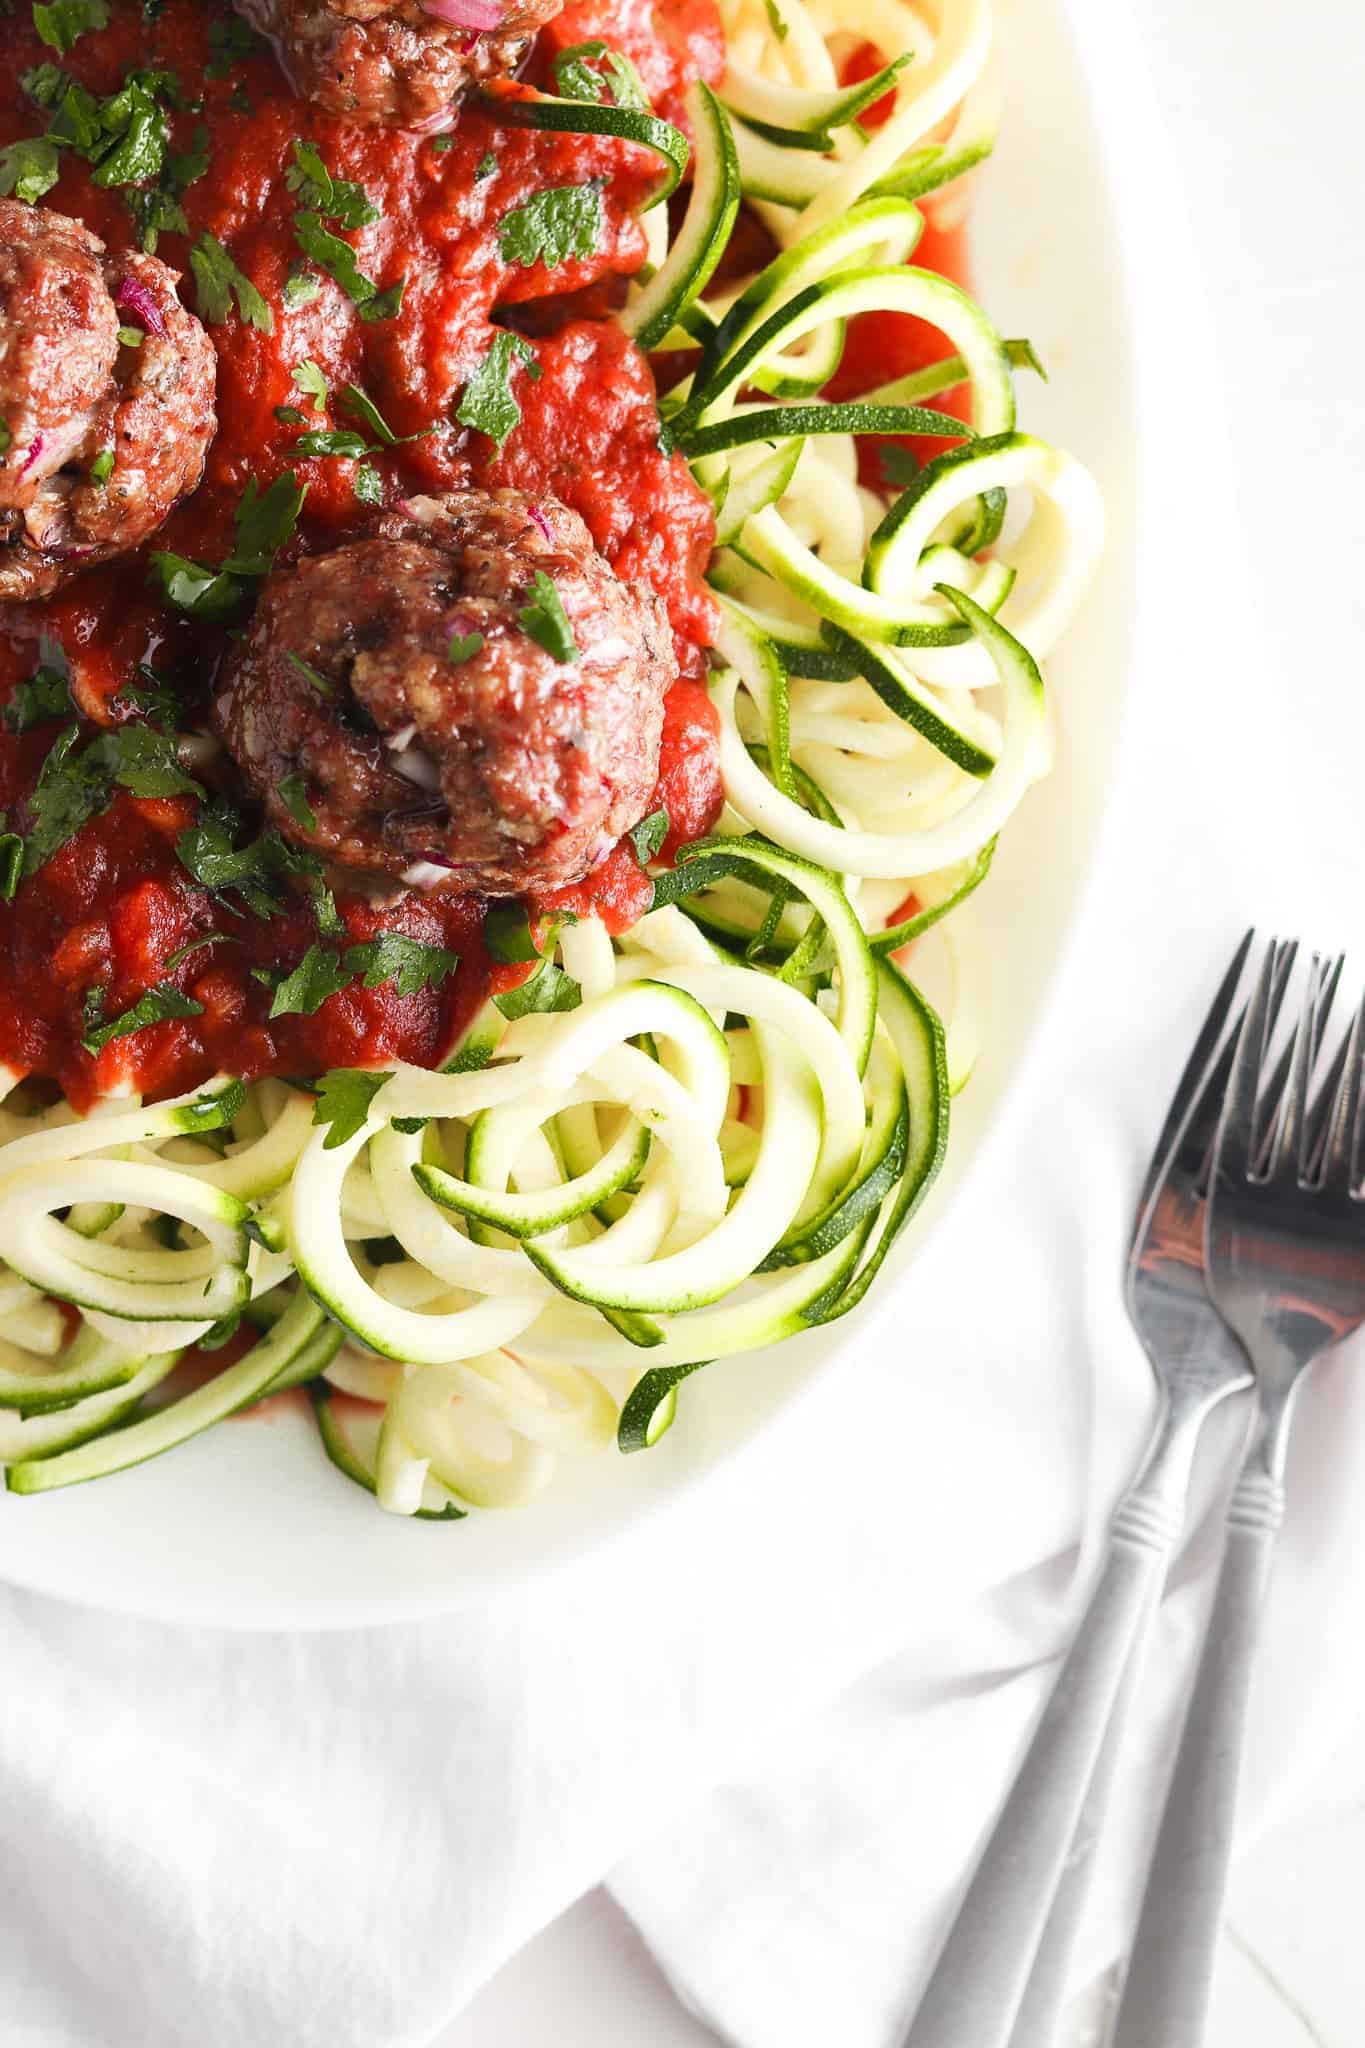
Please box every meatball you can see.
[235,0,565,129]
[213,487,677,893]
[0,202,217,604]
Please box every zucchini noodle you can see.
[0,0,1102,1518]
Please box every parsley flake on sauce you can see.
[175,801,339,929]
[285,140,380,230]
[206,15,266,78]
[518,571,580,664]
[190,231,273,332]
[553,40,648,109]
[0,136,61,203]
[82,981,204,1058]
[498,182,605,272]
[5,636,72,733]
[292,211,405,323]
[33,0,109,57]
[150,472,306,620]
[455,332,541,450]
[292,359,329,411]
[259,942,350,1019]
[21,722,202,878]
[345,935,460,999]
[448,632,485,664]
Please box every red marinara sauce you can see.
[0,0,726,1108]
[0,4,975,1113]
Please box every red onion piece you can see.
[19,432,44,478]
[115,273,167,338]
[423,0,502,27]
[528,504,553,546]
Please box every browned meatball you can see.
[0,202,217,604]
[213,488,676,893]
[235,0,564,129]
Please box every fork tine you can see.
[1319,983,1365,1193]
[1269,953,1342,1184]
[1131,930,1254,1237]
[1217,937,1289,1184]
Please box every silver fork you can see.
[901,941,1261,2048]
[1113,940,1365,2048]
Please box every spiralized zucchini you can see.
[0,0,1102,1519]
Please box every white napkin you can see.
[4,6,1364,2046]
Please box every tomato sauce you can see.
[0,0,725,1107]
[0,2,974,1113]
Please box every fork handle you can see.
[900,1484,1185,2048]
[1110,1468,1285,2048]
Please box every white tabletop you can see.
[439,0,1365,2038]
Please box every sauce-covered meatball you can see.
[213,487,677,893]
[235,0,565,129]
[0,202,217,605]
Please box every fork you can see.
[1112,940,1365,2048]
[901,942,1260,2048]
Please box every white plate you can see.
[0,0,1152,1627]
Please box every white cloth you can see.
[3,4,1365,2046]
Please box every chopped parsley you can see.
[553,40,648,109]
[88,447,115,485]
[493,959,582,1021]
[116,324,143,347]
[258,942,350,1019]
[345,934,460,999]
[311,1069,391,1149]
[0,135,61,203]
[175,799,338,928]
[150,470,306,619]
[189,231,273,332]
[277,773,317,832]
[339,383,430,448]
[292,359,328,411]
[283,266,321,310]
[81,980,204,1057]
[115,661,182,728]
[483,901,540,964]
[455,331,541,449]
[123,121,211,253]
[21,721,202,878]
[0,831,24,903]
[33,0,109,57]
[447,631,485,664]
[474,149,497,178]
[353,463,383,507]
[285,650,334,697]
[498,182,604,272]
[285,139,379,231]
[518,571,579,664]
[205,14,265,78]
[5,635,72,733]
[629,805,670,863]
[164,931,234,970]
[18,63,185,206]
[292,210,405,322]
[294,426,371,460]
